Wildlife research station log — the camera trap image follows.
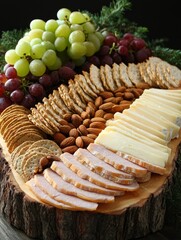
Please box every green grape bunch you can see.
[5,8,104,78]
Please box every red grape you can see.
[111,52,122,64]
[10,89,25,103]
[87,55,100,67]
[50,70,61,86]
[134,47,152,63]
[97,45,110,56]
[58,66,76,81]
[39,74,52,88]
[123,32,134,42]
[5,66,17,79]
[118,45,129,56]
[118,39,129,47]
[0,83,5,97]
[0,96,12,113]
[130,38,146,51]
[100,55,113,66]
[29,83,45,98]
[0,73,7,83]
[20,94,36,109]
[103,34,118,47]
[4,78,21,92]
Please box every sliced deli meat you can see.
[87,143,148,178]
[60,152,139,192]
[26,178,73,210]
[44,168,115,203]
[74,148,135,185]
[33,174,98,211]
[51,161,123,196]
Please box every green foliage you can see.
[0,29,25,71]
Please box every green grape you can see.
[48,56,62,70]
[42,49,57,67]
[41,41,56,50]
[45,19,59,32]
[68,42,86,59]
[69,11,86,24]
[29,59,46,76]
[55,24,71,38]
[95,31,105,44]
[82,22,95,34]
[83,41,96,57]
[56,19,66,25]
[30,19,45,30]
[82,13,91,21]
[5,49,20,65]
[57,8,71,20]
[70,24,83,32]
[14,58,30,77]
[73,56,86,66]
[87,33,101,52]
[54,37,68,52]
[15,41,31,57]
[28,29,44,40]
[31,43,46,59]
[30,38,42,46]
[69,30,85,44]
[42,31,55,43]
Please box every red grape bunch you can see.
[82,32,152,71]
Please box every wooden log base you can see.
[0,133,181,240]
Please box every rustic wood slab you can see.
[0,133,181,240]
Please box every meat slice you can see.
[60,152,139,192]
[74,148,134,185]
[34,174,98,211]
[44,168,115,203]
[87,143,148,177]
[51,161,123,196]
[26,178,72,210]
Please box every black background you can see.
[0,0,180,50]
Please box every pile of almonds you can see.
[53,86,145,153]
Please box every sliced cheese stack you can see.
[95,88,181,175]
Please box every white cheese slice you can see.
[114,112,167,140]
[131,101,181,127]
[139,94,181,111]
[122,109,171,141]
[105,125,171,154]
[95,130,169,168]
[144,88,181,96]
[129,104,180,140]
[106,119,167,146]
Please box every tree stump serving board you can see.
[0,133,181,240]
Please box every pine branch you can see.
[152,46,181,69]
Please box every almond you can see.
[63,113,72,122]
[136,82,150,89]
[71,114,82,128]
[87,127,103,135]
[114,86,126,93]
[83,118,91,128]
[110,104,127,113]
[99,102,115,111]
[78,124,88,136]
[99,91,114,99]
[60,136,75,148]
[53,132,66,144]
[69,128,79,138]
[104,97,118,104]
[62,145,78,154]
[58,125,72,135]
[81,136,94,147]
[94,109,105,118]
[86,106,95,118]
[87,133,97,140]
[91,117,106,123]
[59,119,69,125]
[103,113,114,120]
[89,121,106,129]
[75,136,84,148]
[115,92,124,97]
[124,92,135,100]
[81,111,90,119]
[94,96,103,108]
